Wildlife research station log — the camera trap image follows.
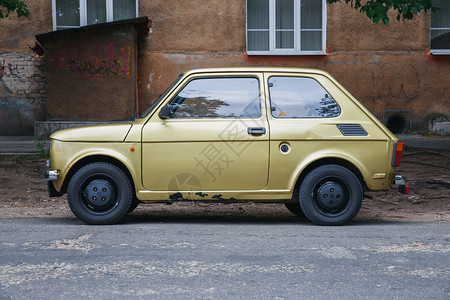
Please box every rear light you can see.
[399,185,409,195]
[391,141,403,167]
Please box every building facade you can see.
[0,0,449,136]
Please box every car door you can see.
[264,72,390,192]
[141,72,269,196]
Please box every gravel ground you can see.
[0,148,448,223]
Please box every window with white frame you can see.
[431,0,450,54]
[53,0,138,31]
[246,0,326,55]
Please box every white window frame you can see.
[430,0,450,54]
[52,0,139,31]
[246,0,327,55]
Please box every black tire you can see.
[67,162,133,225]
[284,202,305,218]
[127,196,140,214]
[299,164,363,226]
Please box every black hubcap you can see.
[313,178,350,216]
[81,177,119,214]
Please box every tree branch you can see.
[327,0,439,24]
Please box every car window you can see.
[167,77,261,119]
[139,74,184,118]
[269,76,341,118]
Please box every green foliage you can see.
[34,136,50,159]
[0,154,46,162]
[0,0,29,19]
[327,0,439,24]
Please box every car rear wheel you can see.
[67,162,133,225]
[299,164,363,226]
[284,202,305,218]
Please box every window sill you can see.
[430,49,450,55]
[246,51,327,56]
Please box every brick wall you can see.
[0,52,47,135]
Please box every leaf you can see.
[326,0,439,24]
[367,8,377,19]
[0,0,29,20]
[373,15,381,24]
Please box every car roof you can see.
[184,67,331,77]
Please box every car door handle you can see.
[247,127,266,135]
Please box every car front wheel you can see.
[299,164,363,226]
[67,162,133,225]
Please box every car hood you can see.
[50,123,133,142]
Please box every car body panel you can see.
[51,123,133,142]
[47,67,400,204]
[49,139,142,193]
[141,72,270,192]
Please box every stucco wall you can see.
[137,1,449,132]
[0,1,53,53]
[0,1,449,134]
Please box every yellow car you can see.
[45,68,406,225]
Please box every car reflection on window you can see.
[168,77,261,119]
[269,76,341,118]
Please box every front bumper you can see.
[394,175,409,194]
[44,159,59,181]
[44,170,58,181]
[44,159,63,197]
[47,181,63,197]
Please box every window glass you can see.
[276,0,294,49]
[301,0,322,29]
[301,31,322,51]
[301,0,322,51]
[55,0,80,29]
[269,76,340,118]
[246,0,325,54]
[87,0,106,25]
[113,0,136,21]
[431,0,450,51]
[168,77,261,119]
[54,0,138,30]
[139,74,184,118]
[247,0,270,51]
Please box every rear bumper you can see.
[395,175,406,185]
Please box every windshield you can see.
[139,74,184,118]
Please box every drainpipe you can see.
[135,40,139,118]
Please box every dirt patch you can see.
[0,149,448,223]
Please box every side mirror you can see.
[159,105,172,119]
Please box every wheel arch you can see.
[60,155,136,197]
[293,157,367,199]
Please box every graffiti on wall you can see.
[49,41,131,77]
[0,80,34,134]
[0,60,21,78]
[0,55,46,135]
[67,59,127,75]
[356,63,420,102]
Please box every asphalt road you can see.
[1,218,449,299]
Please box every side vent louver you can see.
[337,124,367,136]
